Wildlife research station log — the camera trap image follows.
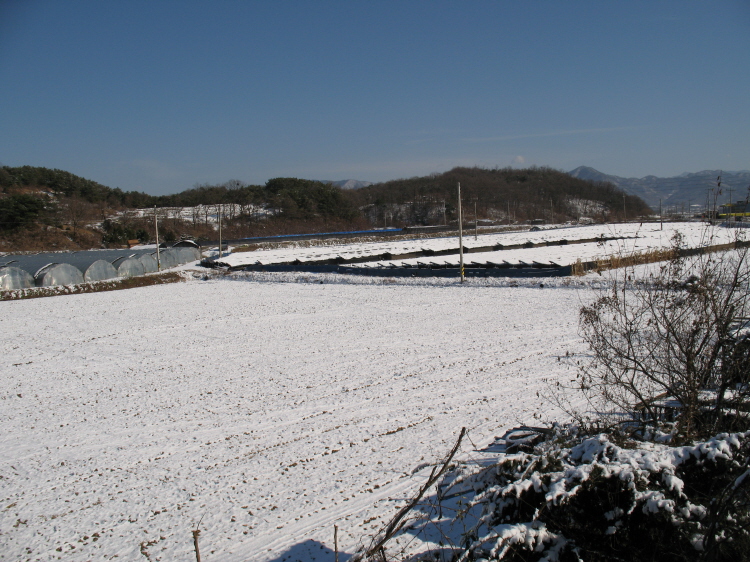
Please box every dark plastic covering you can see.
[0,266,35,290]
[174,239,199,248]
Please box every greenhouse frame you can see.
[0,242,201,290]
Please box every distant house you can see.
[719,200,750,218]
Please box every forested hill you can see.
[348,166,652,225]
[0,167,364,250]
[0,164,652,252]
[0,165,153,207]
[2,164,651,223]
[0,166,355,213]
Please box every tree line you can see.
[0,164,652,249]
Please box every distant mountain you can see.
[323,179,373,190]
[569,166,750,211]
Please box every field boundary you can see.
[570,240,750,275]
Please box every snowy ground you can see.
[4,222,738,561]
[217,222,737,268]
[1,275,589,561]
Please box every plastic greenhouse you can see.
[0,266,35,290]
[0,245,197,290]
[35,263,85,287]
[59,255,119,282]
[112,256,146,278]
[175,246,199,263]
[137,253,158,273]
[157,249,180,268]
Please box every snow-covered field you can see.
[1,276,588,561]
[218,222,737,268]
[2,222,741,561]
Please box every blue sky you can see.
[1,1,748,195]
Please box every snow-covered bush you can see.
[438,427,750,562]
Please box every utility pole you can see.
[728,187,734,220]
[715,172,722,222]
[623,194,626,219]
[659,199,663,230]
[474,201,478,241]
[154,206,161,271]
[218,204,223,259]
[458,183,465,283]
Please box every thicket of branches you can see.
[573,231,750,441]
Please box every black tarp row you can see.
[231,263,572,278]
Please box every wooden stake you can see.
[334,524,339,562]
[218,204,223,259]
[192,529,201,562]
[474,201,478,241]
[660,198,663,230]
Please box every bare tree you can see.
[59,196,97,236]
[575,229,750,440]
